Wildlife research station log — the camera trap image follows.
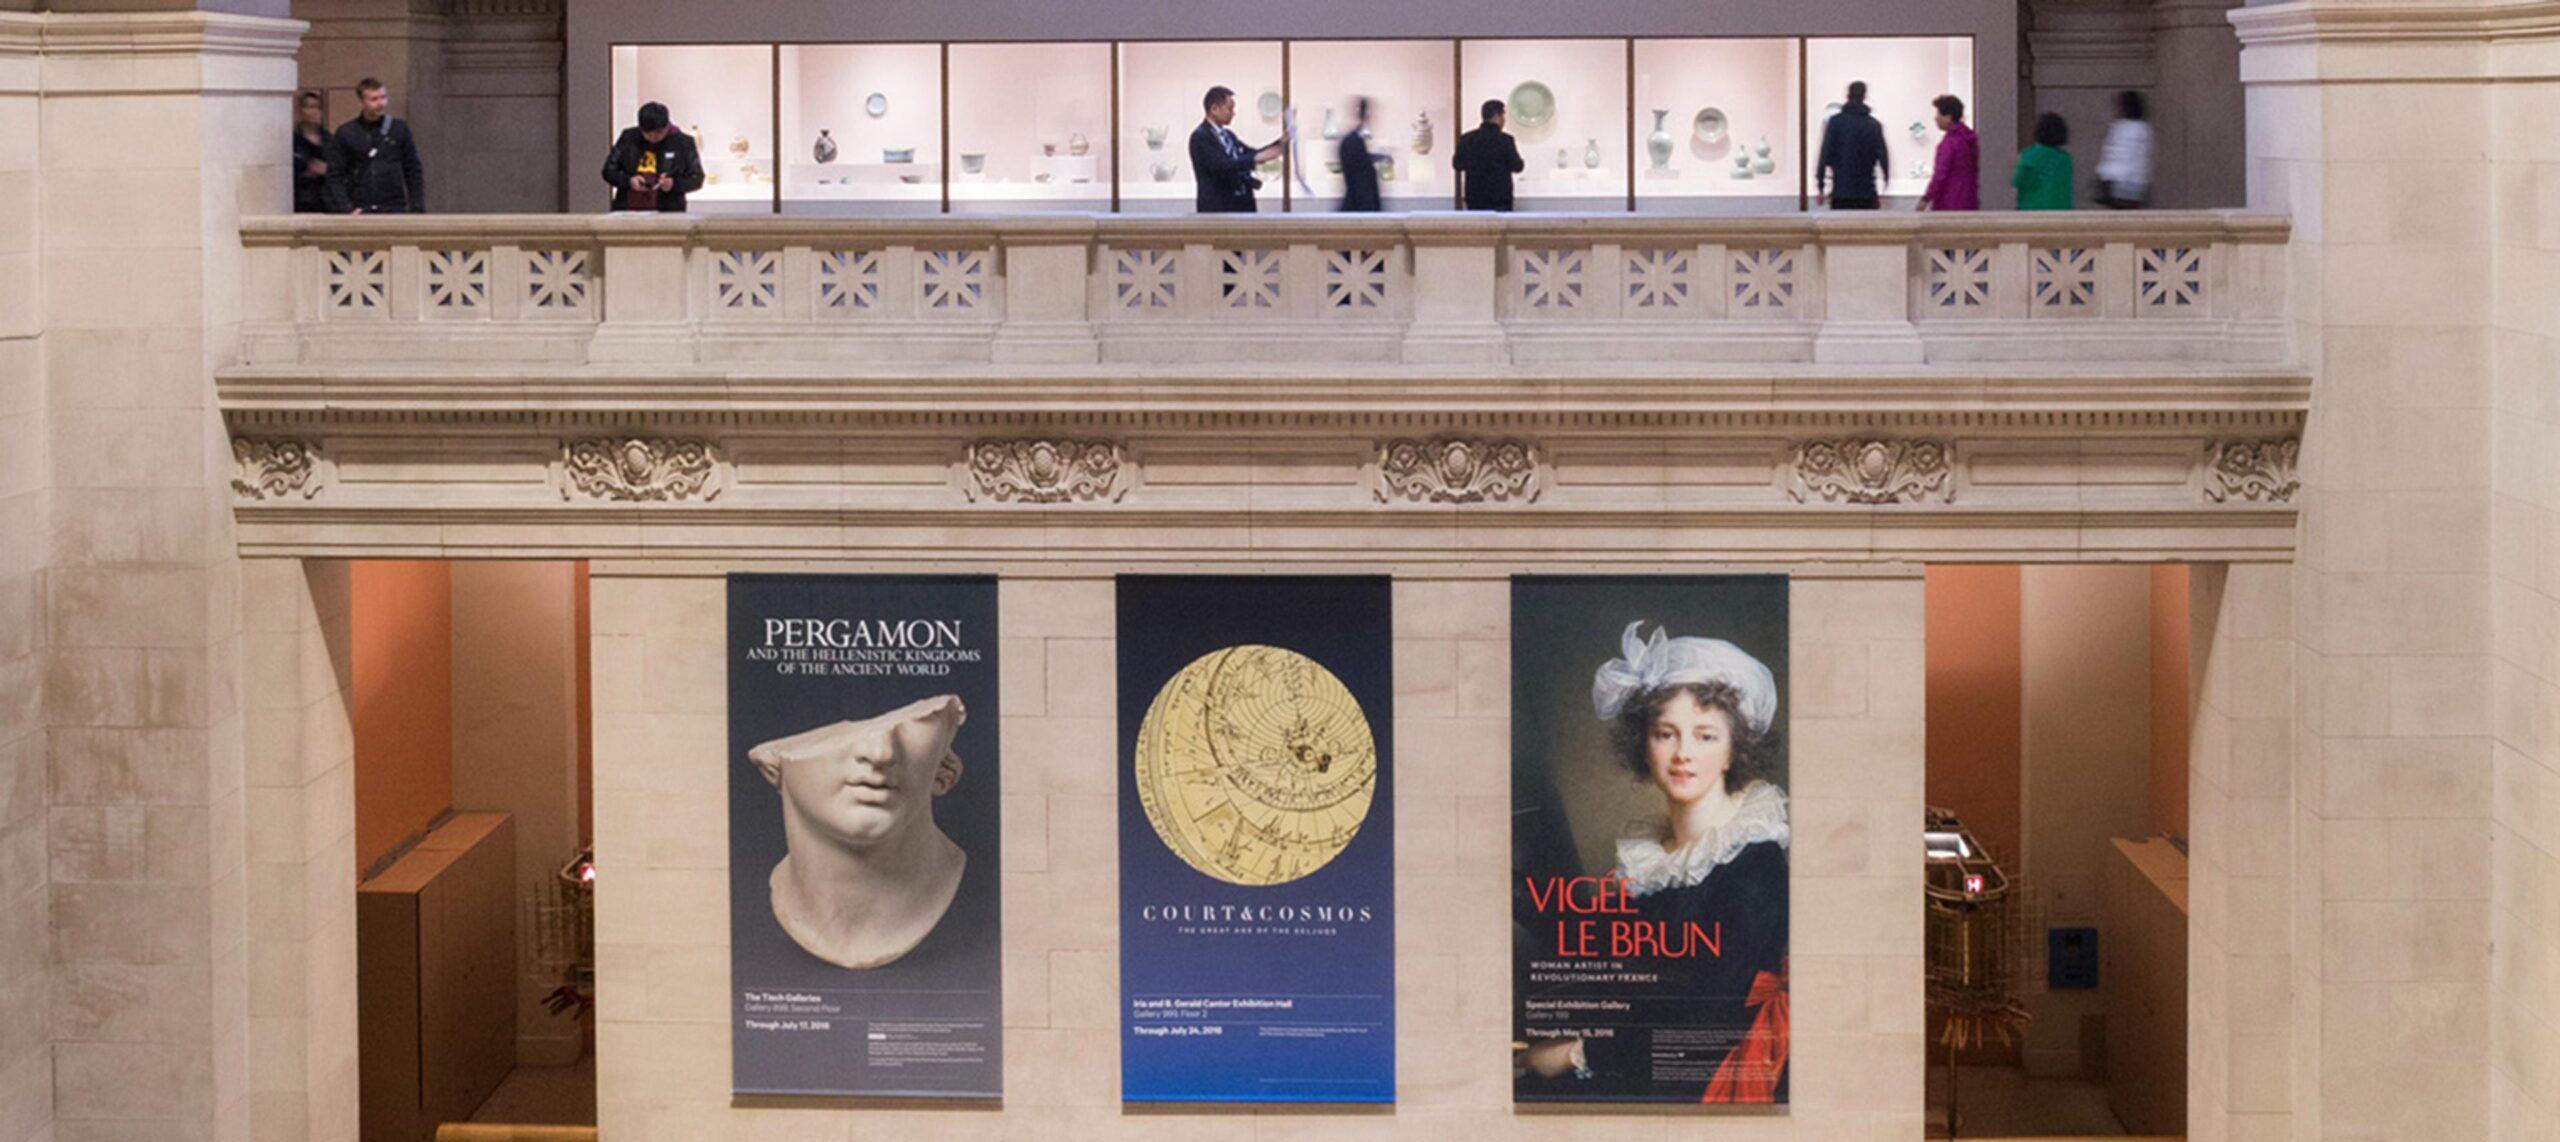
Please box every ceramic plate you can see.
[1509,80,1555,128]
[1257,90,1283,119]
[1692,106,1727,145]
[1909,121,1928,138]
[865,92,888,117]
[1824,102,1844,119]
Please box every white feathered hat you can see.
[1590,620,1778,735]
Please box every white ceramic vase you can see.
[1647,109,1673,170]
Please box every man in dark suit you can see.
[1451,99,1524,212]
[1337,96,1381,212]
[1190,85,1283,213]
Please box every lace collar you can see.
[1612,782,1790,898]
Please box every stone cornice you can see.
[2232,0,2560,46]
[216,367,2313,420]
[229,502,2304,565]
[30,10,306,60]
[3,9,305,98]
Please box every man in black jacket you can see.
[602,101,705,213]
[1815,81,1890,210]
[1190,85,1282,213]
[1337,96,1381,212]
[322,77,424,214]
[1451,99,1524,212]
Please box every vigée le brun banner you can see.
[1512,575,1793,1105]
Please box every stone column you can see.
[240,558,358,1142]
[0,18,49,1142]
[20,10,304,1142]
[2183,563,2297,1142]
[2234,2,2535,1136]
[2024,0,2156,163]
[441,0,564,213]
[2151,0,2246,208]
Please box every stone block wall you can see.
[2487,52,2560,1142]
[589,567,1924,1140]
[0,18,48,1142]
[241,558,359,1142]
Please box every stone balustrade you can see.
[236,211,2290,371]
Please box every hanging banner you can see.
[726,574,1001,1099]
[1511,575,1792,1105]
[1117,575,1396,1103]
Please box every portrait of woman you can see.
[1515,603,1791,1105]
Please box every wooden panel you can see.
[360,812,519,1142]
[2104,836,2188,1137]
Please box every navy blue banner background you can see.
[1116,576,1397,1103]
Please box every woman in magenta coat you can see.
[1918,94,1980,211]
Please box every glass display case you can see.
[781,44,943,216]
[950,42,1112,214]
[1804,37,1976,204]
[1288,40,1455,211]
[605,35,1975,214]
[610,44,775,214]
[1462,38,1629,210]
[1117,40,1283,213]
[1631,39,1801,215]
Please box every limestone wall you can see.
[0,17,47,1142]
[2487,39,2560,1142]
[589,567,1924,1140]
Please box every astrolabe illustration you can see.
[1134,645,1377,886]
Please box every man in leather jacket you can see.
[322,78,424,213]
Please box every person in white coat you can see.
[2094,89,2152,209]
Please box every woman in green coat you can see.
[2012,113,2075,210]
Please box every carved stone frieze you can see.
[1372,437,1544,504]
[231,437,324,501]
[2204,438,2301,503]
[1788,438,1954,504]
[962,439,1131,504]
[560,437,724,502]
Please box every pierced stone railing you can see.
[237,211,2289,370]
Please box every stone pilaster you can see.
[240,558,356,1142]
[2234,1,2547,1136]
[24,11,305,1142]
[440,0,562,212]
[0,20,49,1142]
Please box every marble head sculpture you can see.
[748,694,969,969]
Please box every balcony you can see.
[234,211,2289,379]
[219,211,2305,566]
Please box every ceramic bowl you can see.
[959,152,986,174]
[883,148,915,163]
[1692,106,1727,145]
[1509,80,1556,128]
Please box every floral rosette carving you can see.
[1374,437,1543,504]
[231,437,323,501]
[561,437,723,502]
[2204,438,2301,504]
[1789,438,1954,504]
[964,439,1130,504]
